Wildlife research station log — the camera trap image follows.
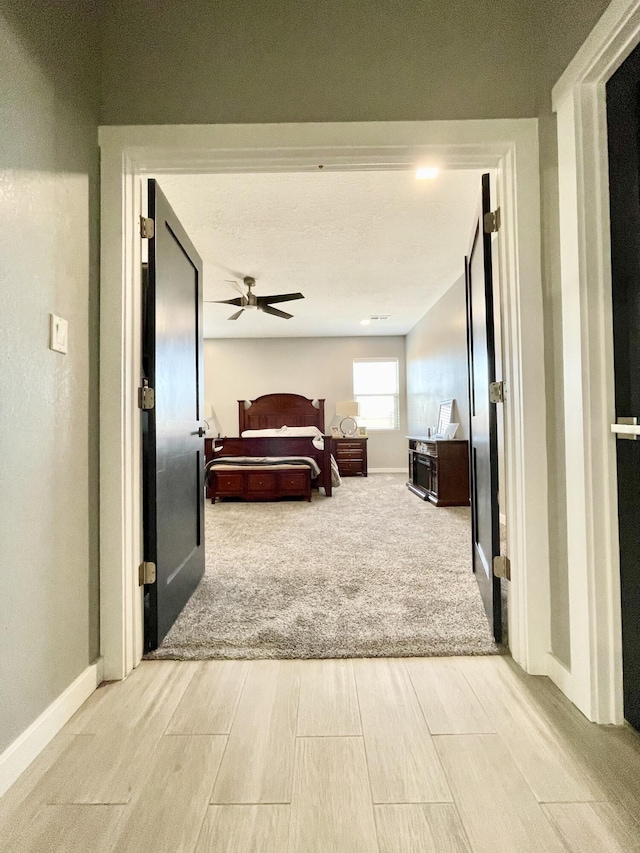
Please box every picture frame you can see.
[357,426,368,437]
[436,399,454,438]
[330,426,341,438]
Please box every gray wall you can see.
[406,276,469,441]
[0,2,100,753]
[98,0,609,127]
[533,0,612,112]
[204,336,407,469]
[99,0,537,124]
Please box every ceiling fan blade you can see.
[261,305,293,320]
[213,262,248,279]
[225,279,246,296]
[257,292,304,305]
[228,309,244,320]
[207,297,244,306]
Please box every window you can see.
[353,358,400,430]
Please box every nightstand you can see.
[332,437,368,477]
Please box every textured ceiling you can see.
[154,169,484,338]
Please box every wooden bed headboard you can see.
[238,394,325,433]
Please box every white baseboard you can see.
[368,468,407,474]
[544,652,618,724]
[546,652,572,695]
[544,652,595,721]
[0,658,103,798]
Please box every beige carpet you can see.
[147,473,499,660]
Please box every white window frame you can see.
[353,357,400,431]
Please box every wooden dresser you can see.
[332,437,368,477]
[407,436,469,506]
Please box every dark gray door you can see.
[142,179,205,651]
[607,42,640,730]
[466,173,501,642]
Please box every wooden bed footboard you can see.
[209,436,333,497]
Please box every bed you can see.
[205,393,340,503]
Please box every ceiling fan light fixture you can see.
[207,275,304,320]
[416,166,439,180]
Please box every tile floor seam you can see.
[351,662,382,853]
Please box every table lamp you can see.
[336,401,360,437]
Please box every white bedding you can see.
[241,425,325,449]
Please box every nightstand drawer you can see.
[337,440,363,450]
[335,448,364,460]
[338,461,365,475]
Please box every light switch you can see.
[50,314,68,354]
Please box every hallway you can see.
[1,656,639,852]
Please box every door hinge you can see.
[140,216,155,239]
[139,561,156,586]
[489,381,504,404]
[484,208,501,233]
[493,555,511,581]
[138,379,155,410]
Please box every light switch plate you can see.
[50,314,68,354]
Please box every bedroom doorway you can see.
[99,120,548,686]
[139,166,508,661]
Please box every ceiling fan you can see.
[205,276,304,320]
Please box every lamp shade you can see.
[336,400,360,417]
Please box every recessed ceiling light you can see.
[360,319,371,326]
[416,167,439,180]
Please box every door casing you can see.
[552,0,640,725]
[98,119,549,700]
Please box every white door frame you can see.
[553,0,640,723]
[98,120,549,688]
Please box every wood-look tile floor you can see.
[2,656,640,852]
